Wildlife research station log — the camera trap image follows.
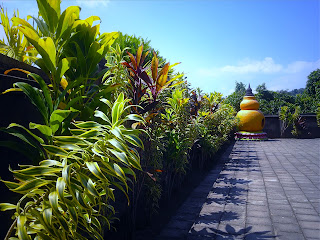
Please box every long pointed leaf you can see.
[28,73,53,114]
[13,82,48,124]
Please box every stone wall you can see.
[264,115,320,138]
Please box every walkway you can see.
[157,139,320,240]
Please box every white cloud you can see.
[194,58,320,96]
[285,59,320,74]
[75,0,110,8]
[198,57,320,77]
[221,57,283,74]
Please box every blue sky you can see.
[1,0,319,96]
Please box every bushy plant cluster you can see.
[0,1,237,239]
[279,105,303,136]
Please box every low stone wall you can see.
[264,115,320,138]
[0,53,49,91]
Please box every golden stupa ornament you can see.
[235,84,267,140]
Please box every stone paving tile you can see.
[302,228,320,239]
[275,232,305,240]
[157,139,319,240]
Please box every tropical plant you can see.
[167,88,189,113]
[146,52,184,102]
[203,91,223,113]
[279,105,302,136]
[122,45,150,107]
[1,69,79,162]
[1,0,120,162]
[305,69,320,98]
[0,93,145,239]
[0,6,36,63]
[103,43,129,86]
[10,0,118,114]
[189,89,203,116]
[122,45,183,113]
[190,91,237,170]
[113,32,166,64]
[160,88,193,200]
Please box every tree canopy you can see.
[225,69,319,115]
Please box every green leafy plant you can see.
[103,43,129,86]
[122,45,150,107]
[279,105,302,136]
[160,88,193,200]
[1,93,145,239]
[1,69,79,162]
[146,52,184,102]
[203,91,223,113]
[190,92,237,170]
[0,6,36,63]
[1,0,120,162]
[10,0,118,113]
[189,89,203,116]
[122,45,183,111]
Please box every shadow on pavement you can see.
[188,224,276,239]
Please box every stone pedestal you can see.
[235,131,268,140]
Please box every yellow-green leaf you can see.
[1,88,23,95]
[84,16,100,26]
[43,208,52,226]
[86,162,107,181]
[56,57,73,81]
[0,203,16,211]
[38,37,56,70]
[43,145,68,157]
[49,191,59,213]
[56,177,66,201]
[29,122,52,137]
[136,45,143,66]
[151,52,158,81]
[56,6,80,39]
[11,179,51,194]
[17,215,31,240]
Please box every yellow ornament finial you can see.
[236,84,265,132]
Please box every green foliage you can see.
[255,82,317,115]
[1,1,240,238]
[10,0,118,115]
[224,81,246,112]
[140,124,164,217]
[279,105,302,136]
[103,43,129,86]
[235,81,246,93]
[256,83,275,102]
[224,91,244,112]
[306,69,320,97]
[0,6,36,63]
[160,88,194,200]
[1,93,145,239]
[113,32,165,64]
[203,92,223,113]
[122,45,183,108]
[192,101,237,169]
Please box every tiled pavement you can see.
[156,139,320,240]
